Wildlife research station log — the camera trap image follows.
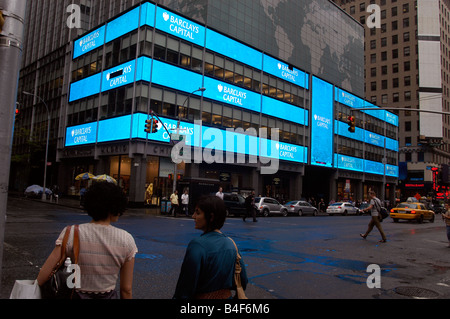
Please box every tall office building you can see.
[334,0,450,200]
[12,0,398,206]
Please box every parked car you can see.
[326,202,360,216]
[285,200,318,216]
[390,202,435,223]
[358,202,370,215]
[255,197,288,217]
[223,193,246,216]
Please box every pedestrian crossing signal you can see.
[348,116,356,133]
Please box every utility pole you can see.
[0,0,27,294]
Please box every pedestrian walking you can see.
[173,195,248,299]
[181,189,189,216]
[215,187,224,200]
[442,201,450,248]
[360,191,387,243]
[169,190,179,217]
[243,191,257,222]
[37,182,138,299]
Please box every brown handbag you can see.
[40,225,80,299]
[228,237,248,299]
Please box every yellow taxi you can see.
[390,202,435,223]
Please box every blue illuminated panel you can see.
[155,7,205,47]
[69,73,101,102]
[101,60,136,92]
[335,120,364,141]
[365,131,385,148]
[65,113,307,164]
[152,60,203,94]
[97,115,132,143]
[105,7,140,43]
[203,76,261,113]
[140,2,156,28]
[73,26,106,59]
[335,154,363,172]
[65,122,97,147]
[205,29,262,70]
[262,96,308,126]
[311,77,334,167]
[365,160,385,175]
[136,56,152,82]
[386,138,398,152]
[263,55,309,89]
[386,164,399,177]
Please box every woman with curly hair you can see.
[37,182,138,299]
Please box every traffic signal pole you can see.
[0,0,27,294]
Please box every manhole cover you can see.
[394,286,440,299]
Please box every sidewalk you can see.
[8,192,162,215]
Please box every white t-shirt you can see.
[56,223,137,293]
[216,191,224,200]
[181,193,189,205]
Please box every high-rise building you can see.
[334,0,450,200]
[12,0,398,206]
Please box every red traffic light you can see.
[152,119,158,133]
[348,116,356,133]
[144,118,159,134]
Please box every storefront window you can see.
[110,155,131,195]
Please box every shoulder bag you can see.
[227,237,248,299]
[40,225,80,299]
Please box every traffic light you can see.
[144,118,159,134]
[348,116,356,133]
[0,11,4,33]
[152,119,158,133]
[144,119,152,134]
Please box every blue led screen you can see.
[262,96,308,126]
[311,77,334,167]
[263,55,308,89]
[335,154,363,172]
[65,122,98,147]
[203,76,261,113]
[140,2,156,28]
[152,60,203,95]
[65,113,307,164]
[155,7,206,47]
[101,60,137,92]
[69,73,101,102]
[73,26,106,59]
[105,7,140,44]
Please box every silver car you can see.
[255,197,288,217]
[285,200,318,216]
[326,202,360,216]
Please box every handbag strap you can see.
[57,225,80,267]
[73,225,80,264]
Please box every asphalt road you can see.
[2,197,450,300]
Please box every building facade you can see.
[334,0,450,201]
[12,0,398,206]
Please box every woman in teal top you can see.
[173,195,248,299]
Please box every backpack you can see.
[374,198,389,220]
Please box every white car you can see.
[326,202,360,216]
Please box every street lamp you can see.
[173,87,206,193]
[23,91,50,201]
